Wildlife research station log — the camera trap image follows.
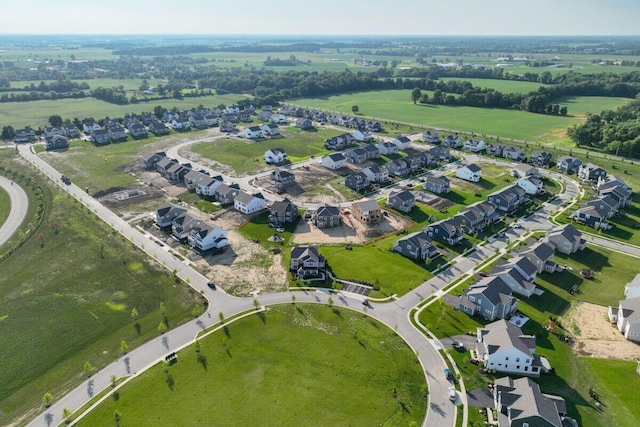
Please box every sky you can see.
[1,0,638,36]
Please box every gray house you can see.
[345,172,371,192]
[458,276,518,321]
[270,170,296,189]
[155,204,187,228]
[545,224,586,255]
[522,241,557,274]
[556,155,582,173]
[387,190,415,213]
[487,185,527,213]
[424,176,451,194]
[578,163,607,181]
[494,377,566,427]
[424,219,464,245]
[386,159,410,177]
[311,204,342,228]
[290,246,326,278]
[269,198,299,225]
[392,231,437,261]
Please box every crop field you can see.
[75,304,427,427]
[0,151,199,425]
[7,78,149,91]
[190,127,343,175]
[0,93,246,130]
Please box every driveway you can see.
[466,386,494,408]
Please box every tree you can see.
[111,375,117,388]
[1,125,15,141]
[62,407,72,424]
[42,392,53,407]
[160,302,165,315]
[83,361,94,377]
[114,409,121,425]
[48,114,63,128]
[158,321,167,334]
[352,105,359,114]
[131,307,138,322]
[411,87,422,104]
[253,299,260,310]
[291,294,296,304]
[560,106,568,116]
[327,296,334,307]
[195,339,201,353]
[120,340,128,354]
[219,311,225,323]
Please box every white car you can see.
[448,387,456,401]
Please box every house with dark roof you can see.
[545,224,586,255]
[502,145,526,161]
[528,150,553,167]
[392,135,411,150]
[196,175,224,197]
[351,199,383,224]
[444,134,463,148]
[494,257,539,297]
[578,162,607,181]
[91,129,110,145]
[362,143,380,159]
[183,170,209,191]
[269,198,299,225]
[424,218,464,245]
[392,231,437,261]
[516,177,544,195]
[45,135,69,150]
[458,276,518,321]
[556,155,582,174]
[424,176,451,194]
[149,122,170,136]
[344,147,368,164]
[345,172,371,192]
[244,125,263,139]
[172,213,206,240]
[387,190,415,213]
[487,185,527,213]
[376,142,399,155]
[260,123,280,137]
[62,125,81,138]
[456,163,482,182]
[494,377,566,427]
[609,296,640,342]
[571,204,611,230]
[385,158,410,177]
[311,204,342,228]
[188,223,228,251]
[155,204,187,228]
[270,170,296,189]
[464,139,486,152]
[422,130,440,144]
[142,152,166,169]
[362,165,389,183]
[128,123,148,138]
[295,117,313,129]
[476,319,543,377]
[264,148,287,164]
[597,175,633,206]
[155,157,178,178]
[213,183,241,204]
[522,241,557,274]
[165,162,192,182]
[487,143,506,157]
[290,246,327,278]
[321,153,347,170]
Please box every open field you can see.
[76,304,427,427]
[0,93,246,129]
[0,153,200,426]
[0,185,9,229]
[189,127,343,175]
[555,96,633,117]
[8,78,149,91]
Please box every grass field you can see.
[76,304,427,427]
[8,78,149,91]
[0,93,246,130]
[0,152,200,425]
[190,127,343,175]
[0,185,9,230]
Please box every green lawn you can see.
[0,185,9,230]
[0,93,246,130]
[0,157,200,425]
[76,304,427,427]
[190,127,343,175]
[238,211,299,249]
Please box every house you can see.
[422,130,440,144]
[45,135,69,150]
[325,133,355,150]
[545,224,586,255]
[149,122,170,136]
[444,134,463,148]
[585,195,620,216]
[362,165,389,183]
[171,117,191,130]
[578,162,607,181]
[82,121,101,134]
[516,177,544,195]
[90,129,110,145]
[362,144,380,160]
[62,125,81,138]
[351,199,383,224]
[608,296,640,342]
[244,126,263,139]
[428,145,451,161]
[376,142,399,155]
[486,143,505,157]
[387,190,415,213]
[219,121,237,133]
[234,191,267,214]
[238,110,252,123]
[195,175,224,197]
[458,276,518,321]
[494,377,566,427]
[165,162,191,182]
[260,123,280,137]
[204,113,218,126]
[556,155,582,174]
[403,155,423,172]
[213,183,241,204]
[155,204,187,228]
[424,176,451,194]
[528,150,553,167]
[392,231,437,261]
[171,213,201,240]
[464,139,486,152]
[269,198,299,225]
[108,126,127,141]
[424,218,464,245]
[258,110,273,122]
[571,205,611,230]
[270,170,296,189]
[269,114,288,124]
[290,246,327,278]
[187,224,228,251]
[142,152,166,169]
[456,163,482,182]
[344,148,368,164]
[321,153,347,170]
[476,320,542,377]
[345,172,371,192]
[472,201,500,225]
[512,164,539,179]
[43,127,64,141]
[128,123,148,138]
[352,129,374,142]
[264,148,287,164]
[522,241,557,274]
[495,257,539,297]
[597,175,632,206]
[625,274,640,299]
[365,120,382,132]
[311,204,342,228]
[295,118,313,129]
[385,159,409,177]
[189,114,207,129]
[503,145,526,161]
[392,136,411,150]
[156,157,178,177]
[452,208,486,234]
[183,170,209,191]
[487,185,527,213]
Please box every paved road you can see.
[0,174,29,247]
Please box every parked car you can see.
[452,342,464,350]
[207,282,216,290]
[448,387,456,401]
[444,367,453,380]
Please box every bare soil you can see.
[564,302,640,360]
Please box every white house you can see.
[82,121,101,134]
[321,153,347,170]
[476,320,543,377]
[187,224,229,251]
[260,123,280,137]
[456,163,482,182]
[264,148,287,164]
[195,176,224,197]
[244,126,263,139]
[392,136,411,150]
[269,114,288,124]
[234,191,267,214]
[625,274,640,299]
[352,129,374,142]
[609,294,640,342]
[464,139,486,152]
[516,177,544,195]
[376,142,399,155]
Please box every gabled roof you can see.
[389,190,415,203]
[291,245,324,264]
[315,203,340,217]
[465,163,482,173]
[523,241,555,261]
[352,199,380,212]
[478,319,536,358]
[397,230,433,248]
[546,224,582,245]
[620,297,640,324]
[327,153,346,162]
[425,175,450,185]
[494,377,564,427]
[465,276,514,307]
[247,125,262,132]
[271,198,298,215]
[395,136,411,143]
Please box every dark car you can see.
[61,175,71,185]
[207,282,216,290]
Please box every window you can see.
[516,358,520,363]
[505,357,509,361]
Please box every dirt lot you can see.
[564,302,640,360]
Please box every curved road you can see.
[0,174,29,247]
